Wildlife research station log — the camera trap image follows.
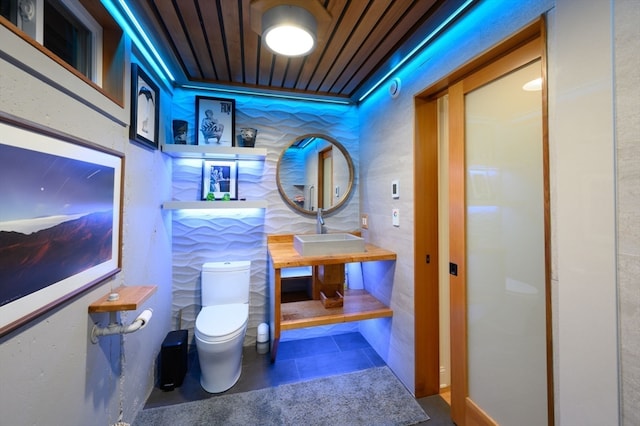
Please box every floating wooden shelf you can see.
[280,289,392,330]
[161,144,267,160]
[88,285,157,313]
[162,200,267,210]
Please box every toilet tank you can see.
[201,260,251,306]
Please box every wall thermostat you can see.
[391,180,399,199]
[392,208,400,227]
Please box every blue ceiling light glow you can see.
[173,209,266,220]
[357,0,476,103]
[179,84,352,105]
[101,0,175,83]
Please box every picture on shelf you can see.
[195,96,235,146]
[202,160,238,200]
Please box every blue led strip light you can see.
[103,0,473,103]
[179,84,352,105]
[357,0,476,102]
[101,0,175,83]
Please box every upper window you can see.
[1,0,102,84]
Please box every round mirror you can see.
[276,134,354,216]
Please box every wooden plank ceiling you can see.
[139,0,463,101]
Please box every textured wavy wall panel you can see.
[170,91,359,343]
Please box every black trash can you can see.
[159,330,188,391]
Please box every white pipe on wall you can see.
[90,309,153,343]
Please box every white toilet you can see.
[195,260,250,393]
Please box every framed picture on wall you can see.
[202,160,238,200]
[195,96,235,146]
[0,114,123,337]
[130,63,160,149]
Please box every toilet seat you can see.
[195,304,248,343]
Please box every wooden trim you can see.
[317,147,333,209]
[413,97,440,397]
[269,267,281,363]
[540,16,555,426]
[88,286,156,313]
[78,0,125,105]
[0,5,124,107]
[448,81,467,425]
[465,397,499,426]
[462,37,542,94]
[267,234,295,244]
[418,19,544,100]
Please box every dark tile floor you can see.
[144,332,453,425]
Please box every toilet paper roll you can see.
[136,309,153,329]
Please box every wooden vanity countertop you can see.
[267,234,397,269]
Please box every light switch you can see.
[392,208,400,227]
[391,180,399,199]
[361,213,369,229]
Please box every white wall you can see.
[0,26,173,425]
[358,1,630,424]
[613,1,640,424]
[550,1,619,424]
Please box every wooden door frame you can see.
[413,17,552,424]
[414,98,440,397]
[317,146,332,209]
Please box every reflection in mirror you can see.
[277,134,354,216]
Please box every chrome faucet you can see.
[316,208,325,234]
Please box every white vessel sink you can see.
[293,233,365,256]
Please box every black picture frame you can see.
[202,160,238,200]
[195,96,236,146]
[0,113,123,337]
[130,63,160,149]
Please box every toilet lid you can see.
[196,304,248,340]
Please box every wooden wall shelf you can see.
[88,285,157,313]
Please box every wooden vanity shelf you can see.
[268,233,396,361]
[88,285,157,313]
[282,289,391,329]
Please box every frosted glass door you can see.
[465,60,547,425]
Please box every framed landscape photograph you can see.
[202,160,238,200]
[195,96,235,146]
[0,115,123,336]
[130,63,160,149]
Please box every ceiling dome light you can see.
[262,5,317,56]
